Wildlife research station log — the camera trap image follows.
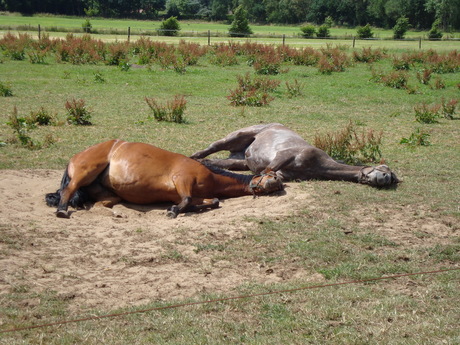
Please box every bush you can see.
[353,47,386,63]
[285,79,303,98]
[27,107,56,126]
[145,95,187,123]
[356,24,374,39]
[300,25,316,38]
[317,25,330,38]
[159,17,181,37]
[393,16,410,39]
[441,98,458,119]
[65,98,92,125]
[227,73,278,107]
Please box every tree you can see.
[228,5,253,37]
[428,18,443,39]
[393,16,410,39]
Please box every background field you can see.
[0,16,459,344]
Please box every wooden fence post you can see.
[128,27,131,42]
[38,24,41,40]
[419,37,422,49]
[353,36,356,48]
[282,34,285,46]
[208,30,210,46]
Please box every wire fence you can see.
[2,24,460,48]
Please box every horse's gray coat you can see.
[191,123,399,187]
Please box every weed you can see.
[27,106,56,125]
[285,79,303,98]
[0,80,13,96]
[145,94,187,123]
[228,73,278,107]
[441,98,458,119]
[414,103,440,123]
[93,71,106,83]
[6,107,41,149]
[314,121,383,164]
[400,128,431,146]
[432,76,445,89]
[65,98,92,125]
[372,69,409,89]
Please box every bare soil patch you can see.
[0,170,456,313]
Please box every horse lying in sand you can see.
[46,139,283,218]
[191,123,399,187]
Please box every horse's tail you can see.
[45,166,91,208]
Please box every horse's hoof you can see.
[56,210,70,218]
[211,198,220,209]
[166,210,178,219]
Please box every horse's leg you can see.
[166,197,219,218]
[200,158,249,171]
[85,183,123,208]
[56,141,120,218]
[190,124,272,159]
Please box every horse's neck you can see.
[212,173,253,197]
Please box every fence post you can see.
[208,30,210,46]
[419,37,422,49]
[128,27,131,42]
[38,24,41,40]
[353,36,356,48]
[282,34,285,46]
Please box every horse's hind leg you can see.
[200,158,249,171]
[166,197,219,218]
[56,140,120,218]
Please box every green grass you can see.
[0,30,459,343]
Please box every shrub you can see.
[227,73,278,107]
[209,44,238,66]
[372,69,409,89]
[314,121,383,164]
[252,52,282,75]
[356,24,374,39]
[353,47,386,63]
[317,25,330,38]
[159,17,180,36]
[290,47,321,66]
[65,98,92,125]
[414,103,440,123]
[145,95,187,123]
[229,6,253,37]
[400,128,431,146]
[393,16,410,39]
[0,81,13,97]
[300,25,316,38]
[177,40,208,66]
[106,42,130,66]
[416,69,432,84]
[318,46,349,74]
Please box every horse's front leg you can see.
[190,124,272,159]
[166,197,219,218]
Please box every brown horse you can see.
[45,140,283,218]
[191,123,399,187]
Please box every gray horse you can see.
[191,123,399,187]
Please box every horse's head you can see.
[359,165,399,187]
[249,169,284,195]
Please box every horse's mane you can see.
[199,160,253,185]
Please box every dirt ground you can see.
[0,170,456,313]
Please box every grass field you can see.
[0,21,459,344]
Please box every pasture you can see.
[0,23,459,344]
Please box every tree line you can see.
[1,0,459,30]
